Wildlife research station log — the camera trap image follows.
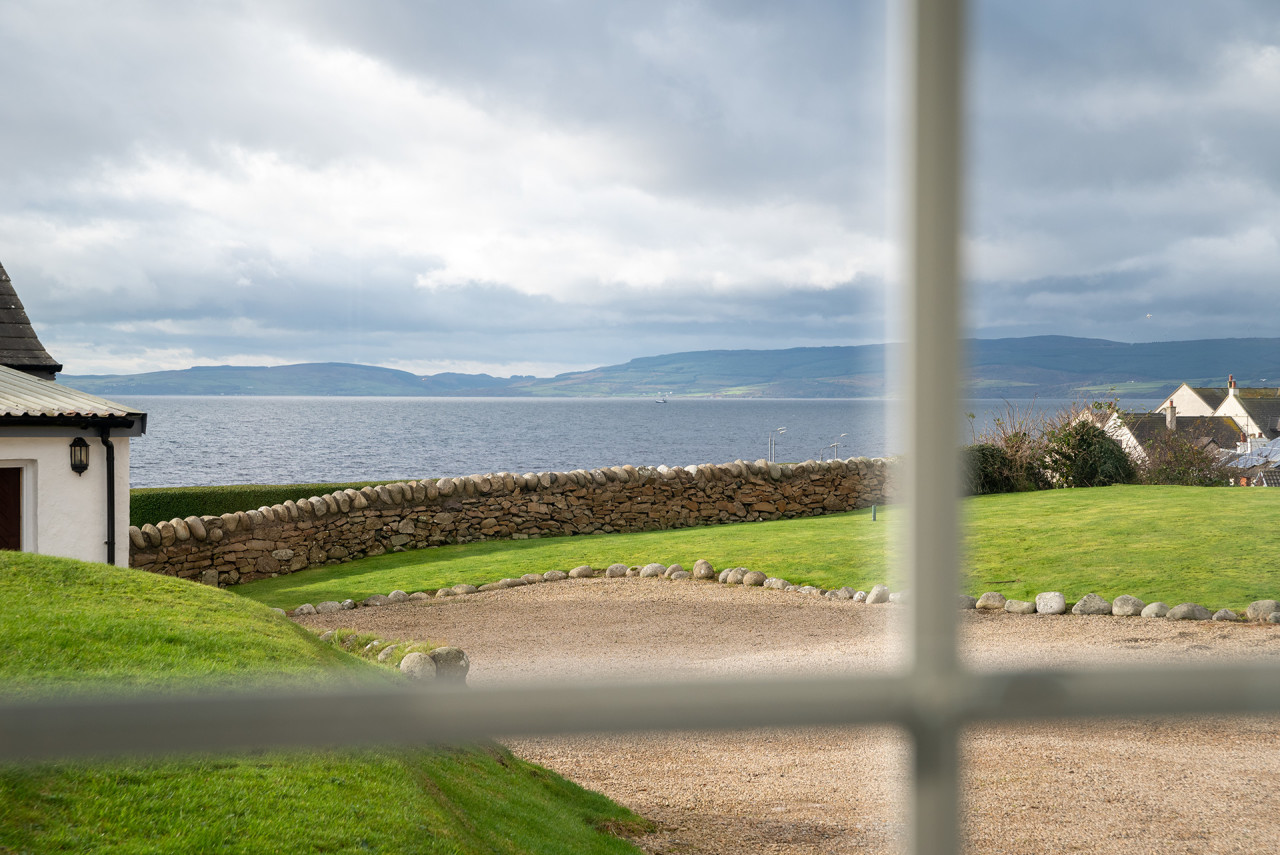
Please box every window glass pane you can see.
[965,1,1280,850]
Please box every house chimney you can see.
[1229,374,1237,396]
[1166,403,1176,431]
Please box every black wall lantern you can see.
[70,437,90,475]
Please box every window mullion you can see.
[902,0,968,853]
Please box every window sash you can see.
[5,4,1280,855]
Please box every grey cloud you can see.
[965,0,1280,339]
[274,0,888,212]
[6,0,1280,378]
[37,264,883,374]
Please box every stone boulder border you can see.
[283,559,1279,638]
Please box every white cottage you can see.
[0,261,146,566]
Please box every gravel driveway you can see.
[296,577,1280,854]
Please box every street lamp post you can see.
[767,426,786,463]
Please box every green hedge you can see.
[129,481,414,528]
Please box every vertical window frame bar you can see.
[902,1,967,853]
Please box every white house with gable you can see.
[0,260,146,566]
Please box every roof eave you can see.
[0,413,147,437]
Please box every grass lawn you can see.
[237,485,1280,613]
[235,506,899,609]
[963,485,1280,609]
[0,553,650,854]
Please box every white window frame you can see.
[4,4,1280,854]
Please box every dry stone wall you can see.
[128,457,891,587]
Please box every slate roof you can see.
[1235,387,1280,400]
[0,363,145,429]
[1188,387,1229,411]
[0,260,62,378]
[1119,412,1243,451]
[1230,396,1280,440]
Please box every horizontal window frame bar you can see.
[4,661,1279,764]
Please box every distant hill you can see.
[59,336,1280,399]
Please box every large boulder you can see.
[1035,592,1066,615]
[975,592,1006,611]
[692,559,717,580]
[742,571,767,587]
[640,563,666,578]
[1111,595,1146,617]
[866,584,891,605]
[604,564,629,578]
[1004,599,1036,615]
[957,595,977,610]
[1212,609,1240,622]
[1247,600,1280,621]
[1140,601,1170,618]
[568,565,596,579]
[429,647,471,685]
[1071,593,1112,616]
[1167,603,1212,621]
[400,652,436,681]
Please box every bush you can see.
[129,480,406,527]
[964,400,1062,495]
[1138,432,1233,486]
[1043,420,1135,488]
[964,442,1047,495]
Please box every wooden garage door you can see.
[0,468,20,551]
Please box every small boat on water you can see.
[655,395,667,403]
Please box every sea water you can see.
[118,395,1160,488]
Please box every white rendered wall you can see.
[1102,414,1148,463]
[1214,395,1260,438]
[1160,384,1217,417]
[0,435,131,567]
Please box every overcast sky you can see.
[2,1,1277,377]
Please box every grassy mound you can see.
[238,485,1280,612]
[0,553,649,854]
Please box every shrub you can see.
[964,442,1047,495]
[1043,420,1135,487]
[1138,431,1234,486]
[964,400,1060,494]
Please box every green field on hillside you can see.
[237,486,1280,613]
[0,553,649,854]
